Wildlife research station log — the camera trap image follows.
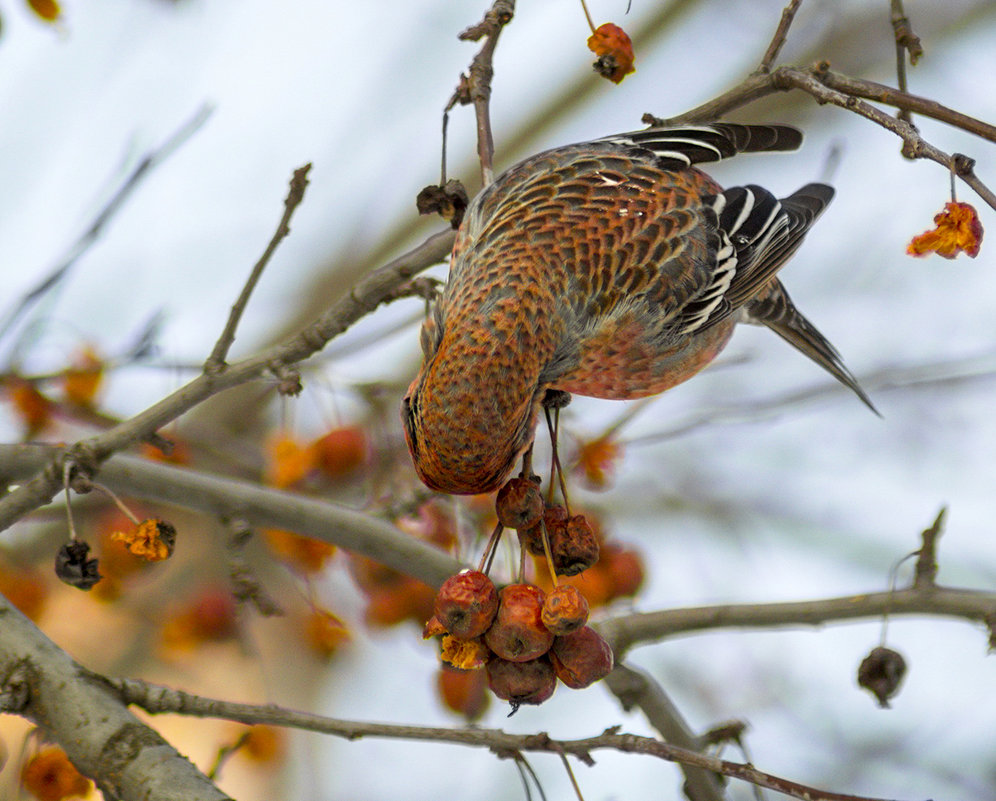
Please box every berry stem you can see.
[539,519,559,588]
[579,0,597,34]
[62,461,78,541]
[545,407,572,516]
[478,521,505,575]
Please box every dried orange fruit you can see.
[907,201,983,259]
[587,23,635,84]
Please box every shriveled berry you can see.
[433,570,498,639]
[541,584,589,635]
[496,476,544,529]
[857,646,907,708]
[551,515,599,576]
[486,655,556,710]
[551,625,614,689]
[55,540,102,590]
[484,584,554,662]
[518,504,567,557]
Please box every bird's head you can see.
[402,317,539,495]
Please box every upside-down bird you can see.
[402,123,874,495]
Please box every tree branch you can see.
[0,444,460,588]
[205,163,312,372]
[107,675,918,801]
[0,227,456,534]
[600,585,996,657]
[458,0,516,186]
[0,596,231,801]
[604,663,725,801]
[646,63,996,211]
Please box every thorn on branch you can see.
[913,506,945,589]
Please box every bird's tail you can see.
[743,278,878,414]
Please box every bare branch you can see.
[913,507,946,589]
[0,596,231,801]
[605,664,725,801]
[458,0,516,186]
[649,63,996,212]
[0,444,460,588]
[205,163,312,372]
[0,227,455,533]
[755,0,804,74]
[109,676,919,801]
[600,585,996,657]
[0,105,213,347]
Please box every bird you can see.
[402,123,874,495]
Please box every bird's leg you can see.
[542,396,572,516]
[541,390,572,510]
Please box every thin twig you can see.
[0,228,456,534]
[649,63,996,212]
[458,1,516,186]
[109,676,920,801]
[0,105,213,347]
[578,0,597,34]
[205,164,312,371]
[755,0,804,74]
[890,0,923,129]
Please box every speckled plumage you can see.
[403,124,872,494]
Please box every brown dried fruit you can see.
[486,655,557,711]
[518,504,568,557]
[55,540,101,591]
[496,476,544,529]
[857,646,907,708]
[551,625,614,689]
[541,584,589,635]
[552,515,599,576]
[433,570,499,639]
[484,584,554,662]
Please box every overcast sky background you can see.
[2,1,996,799]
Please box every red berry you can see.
[551,625,614,689]
[433,570,499,639]
[486,655,556,709]
[484,584,554,662]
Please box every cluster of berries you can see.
[424,476,613,712]
[427,570,612,711]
